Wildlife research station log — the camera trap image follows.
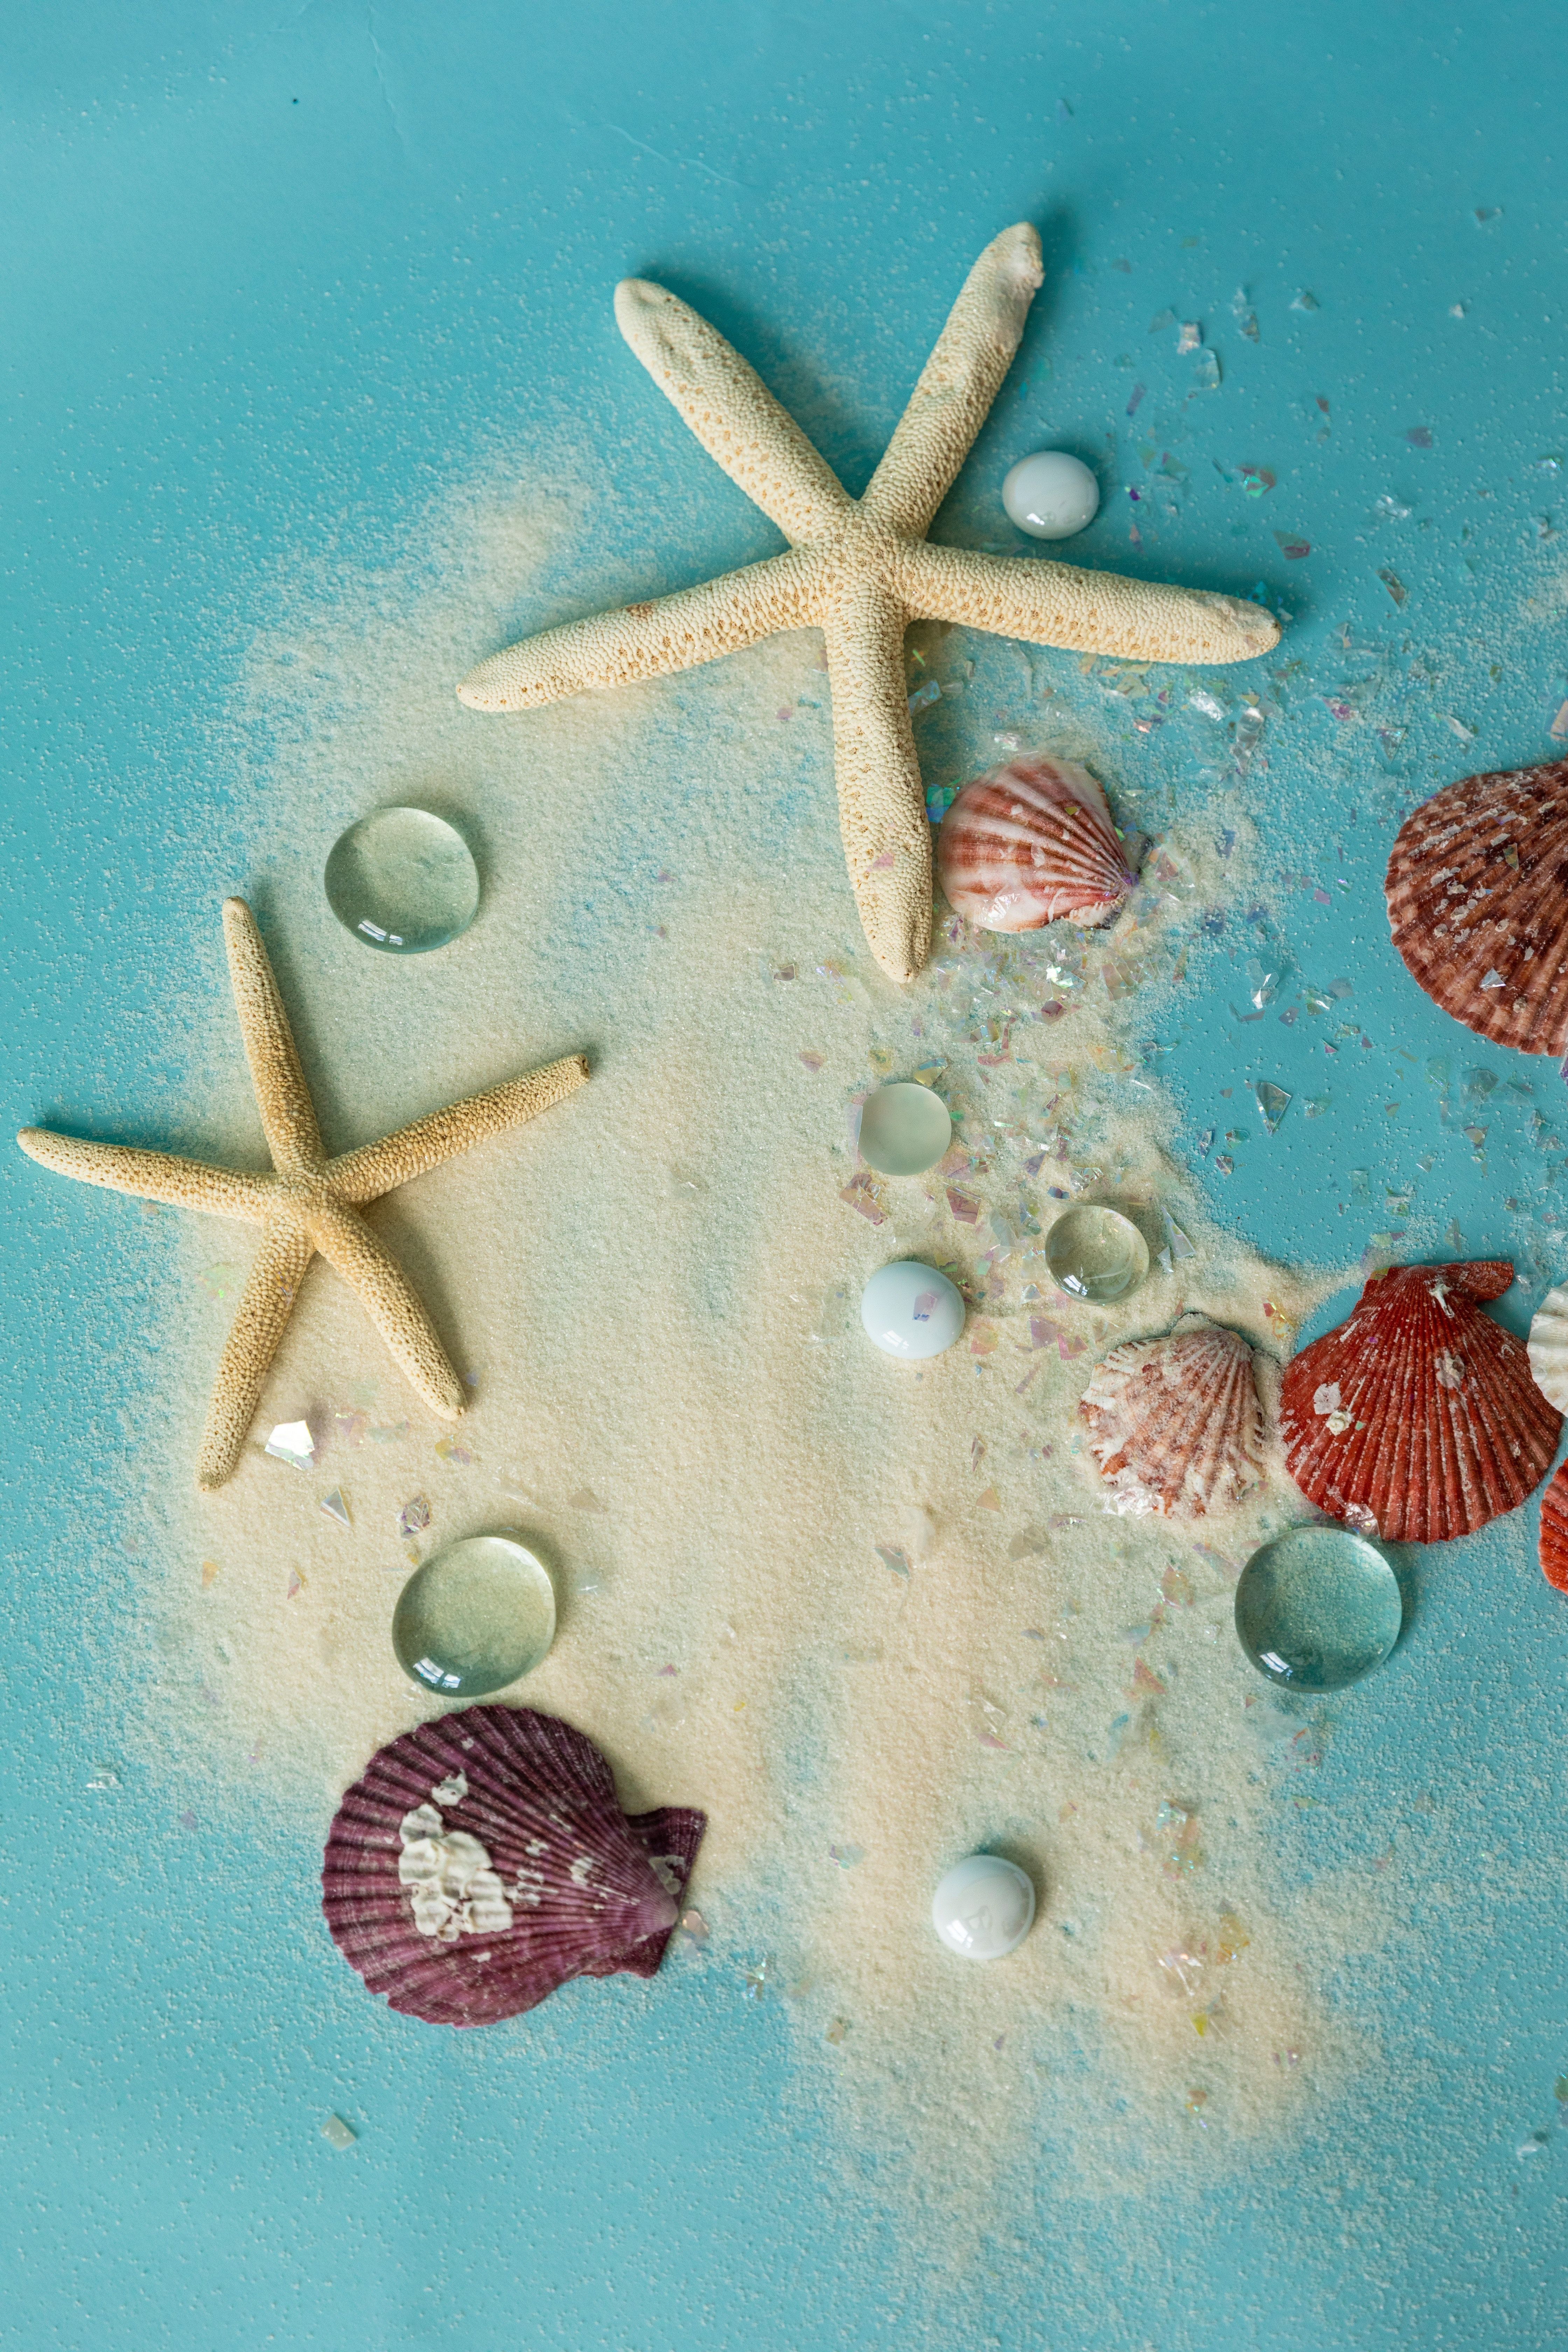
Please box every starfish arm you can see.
[310,1203,467,1420]
[898,544,1281,664]
[614,277,854,545]
[861,224,1044,538]
[821,581,932,986]
[456,551,815,712]
[16,1129,272,1221]
[222,899,325,1175]
[327,1054,590,1204]
[197,1221,316,1491]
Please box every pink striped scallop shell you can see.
[1385,760,1568,1053]
[1078,1314,1265,1519]
[937,755,1139,932]
[322,1704,705,2027]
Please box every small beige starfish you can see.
[18,899,588,1492]
[458,222,1279,984]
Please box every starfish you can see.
[17,899,588,1492]
[458,222,1279,984]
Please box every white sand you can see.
[107,461,1411,2253]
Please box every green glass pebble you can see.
[1234,1525,1402,1691]
[392,1534,556,1696]
[324,806,479,953]
[858,1082,953,1176]
[1043,1203,1149,1303]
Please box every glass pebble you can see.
[1234,1525,1403,1691]
[861,1261,965,1360]
[858,1081,952,1177]
[931,1854,1036,1960]
[1044,1204,1150,1302]
[324,807,479,954]
[1002,450,1100,540]
[392,1533,556,1697]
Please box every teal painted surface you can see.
[4,5,1565,2345]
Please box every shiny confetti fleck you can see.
[319,1490,351,1530]
[828,1844,864,1870]
[321,2115,358,2152]
[264,1420,314,1471]
[875,1543,911,1578]
[1192,350,1221,392]
[678,1909,710,1945]
[85,1763,121,1790]
[908,678,941,714]
[839,1170,887,1226]
[1406,425,1434,448]
[201,1558,221,1588]
[434,1436,475,1466]
[199,1264,242,1302]
[1238,464,1275,497]
[976,1487,1002,1512]
[799,1051,825,1072]
[286,1567,306,1600]
[1290,289,1320,312]
[825,2017,849,2045]
[1177,320,1202,354]
[1274,533,1311,560]
[570,1489,607,1513]
[1253,1080,1292,1133]
[397,1494,431,1542]
[1378,568,1408,606]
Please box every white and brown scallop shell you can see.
[1078,1314,1265,1518]
[1385,760,1568,1053]
[936,755,1139,932]
[1527,1280,1568,1413]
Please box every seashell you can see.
[1280,1260,1561,1544]
[1078,1314,1265,1518]
[1385,761,1568,1052]
[1526,1281,1568,1411]
[1538,1462,1568,1593]
[936,755,1140,932]
[322,1704,705,2027]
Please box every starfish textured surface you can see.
[458,223,1280,983]
[18,900,589,1491]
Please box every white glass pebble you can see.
[1002,450,1100,540]
[860,1261,965,1360]
[931,1854,1036,1961]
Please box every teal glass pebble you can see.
[1234,1525,1403,1691]
[858,1081,952,1176]
[392,1534,556,1696]
[324,806,480,953]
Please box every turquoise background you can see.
[4,4,1565,2345]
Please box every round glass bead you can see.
[858,1081,952,1177]
[1002,450,1100,540]
[931,1854,1036,1960]
[1234,1525,1403,1691]
[861,1261,965,1360]
[392,1534,556,1697]
[1043,1204,1149,1303]
[324,806,480,954]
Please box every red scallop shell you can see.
[1385,761,1568,1052]
[936,755,1138,932]
[1279,1261,1561,1543]
[322,1705,705,2027]
[1078,1317,1264,1519]
[1539,1462,1568,1593]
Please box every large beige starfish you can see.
[18,899,588,1492]
[458,222,1279,983]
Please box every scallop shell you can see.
[1526,1281,1568,1411]
[1279,1260,1561,1543]
[322,1705,705,2027]
[1385,761,1568,1052]
[936,755,1139,932]
[1078,1315,1265,1518]
[1538,1462,1568,1593]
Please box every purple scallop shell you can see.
[322,1704,706,2028]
